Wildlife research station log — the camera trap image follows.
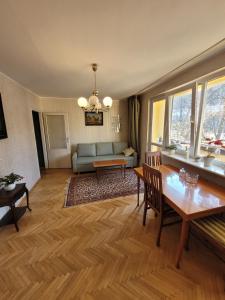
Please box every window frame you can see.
[149,94,167,151]
[168,83,197,155]
[196,74,225,167]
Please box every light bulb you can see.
[103,97,113,107]
[78,97,88,108]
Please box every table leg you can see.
[175,219,190,268]
[11,204,19,232]
[25,187,32,211]
[137,176,140,207]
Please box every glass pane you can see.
[170,89,192,147]
[47,115,67,149]
[152,99,165,144]
[200,76,225,162]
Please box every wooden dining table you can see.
[134,165,225,268]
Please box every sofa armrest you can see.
[72,152,78,173]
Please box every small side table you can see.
[0,183,31,231]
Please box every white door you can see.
[43,113,71,168]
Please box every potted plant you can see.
[194,155,201,162]
[0,173,23,191]
[165,144,177,155]
[203,153,215,167]
[203,146,220,167]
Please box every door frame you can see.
[32,110,45,171]
[43,112,70,168]
[39,113,49,168]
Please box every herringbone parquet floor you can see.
[0,169,224,300]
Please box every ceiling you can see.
[0,0,225,99]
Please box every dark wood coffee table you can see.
[93,159,128,181]
[0,183,31,231]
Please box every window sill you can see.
[161,151,225,178]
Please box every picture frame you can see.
[85,112,103,126]
[0,94,8,140]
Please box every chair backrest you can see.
[145,151,162,167]
[143,163,163,214]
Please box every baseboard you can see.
[29,177,41,192]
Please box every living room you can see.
[0,1,225,299]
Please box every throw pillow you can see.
[123,147,135,157]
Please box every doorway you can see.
[32,111,45,172]
[43,113,71,168]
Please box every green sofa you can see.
[72,142,137,173]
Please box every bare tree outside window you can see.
[201,80,225,162]
[170,90,192,146]
[202,82,225,141]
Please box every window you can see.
[151,145,162,152]
[200,76,225,163]
[152,99,165,145]
[170,89,192,147]
[149,70,225,167]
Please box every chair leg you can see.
[143,202,147,226]
[156,214,163,247]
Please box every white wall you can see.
[0,73,41,218]
[40,97,128,159]
[0,76,128,218]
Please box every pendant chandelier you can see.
[77,63,113,112]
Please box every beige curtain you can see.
[128,95,141,153]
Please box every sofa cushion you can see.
[113,142,128,154]
[96,155,134,162]
[96,142,113,156]
[77,156,99,164]
[112,154,134,161]
[77,143,96,157]
[77,154,134,165]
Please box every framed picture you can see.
[0,94,8,140]
[85,112,103,126]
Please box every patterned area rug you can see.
[64,169,144,207]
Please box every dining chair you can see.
[135,152,161,208]
[143,163,180,246]
[145,151,162,167]
[189,214,225,261]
